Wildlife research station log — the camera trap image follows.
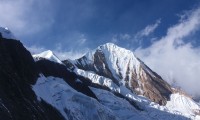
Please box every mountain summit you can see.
[73,43,172,105]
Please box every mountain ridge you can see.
[33,41,200,119]
[1,28,200,119]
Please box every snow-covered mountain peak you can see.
[98,42,117,50]
[73,43,173,105]
[0,26,16,39]
[83,42,140,69]
[82,43,136,66]
[84,43,141,79]
[97,43,135,57]
[33,50,63,64]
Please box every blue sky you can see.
[32,0,199,50]
[1,0,200,97]
[0,0,199,54]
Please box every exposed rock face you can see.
[132,61,172,105]
[0,38,65,120]
[73,43,172,105]
[62,59,76,70]
[75,50,119,86]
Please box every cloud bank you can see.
[110,19,161,48]
[0,0,55,37]
[135,7,200,97]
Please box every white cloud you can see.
[120,34,131,40]
[78,34,87,45]
[110,33,131,43]
[26,45,46,54]
[109,19,160,46]
[53,50,87,60]
[135,7,200,97]
[136,19,161,38]
[53,42,89,60]
[0,0,54,37]
[111,35,118,43]
[126,19,161,46]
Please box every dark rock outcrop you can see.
[62,59,76,70]
[0,38,65,120]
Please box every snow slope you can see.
[90,87,149,120]
[0,27,16,39]
[74,67,150,104]
[32,75,117,120]
[75,68,119,91]
[33,50,63,64]
[90,87,198,120]
[75,67,200,119]
[32,75,198,120]
[166,93,200,119]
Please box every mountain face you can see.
[73,43,172,105]
[1,28,200,120]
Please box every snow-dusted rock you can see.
[0,27,15,39]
